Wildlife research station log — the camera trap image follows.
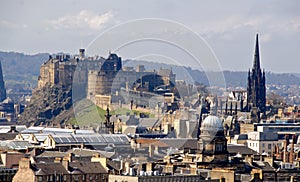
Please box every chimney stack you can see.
[289,134,295,162]
[79,49,85,59]
[283,134,289,163]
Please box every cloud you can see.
[197,14,300,44]
[198,15,271,36]
[49,10,114,30]
[260,33,271,43]
[0,19,26,29]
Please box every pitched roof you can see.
[36,151,65,158]
[65,148,114,158]
[70,162,107,174]
[227,144,258,155]
[34,162,68,174]
[33,161,107,175]
[139,118,160,128]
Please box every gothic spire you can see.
[253,34,261,72]
[0,60,6,102]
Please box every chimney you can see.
[220,177,226,182]
[9,125,17,133]
[125,162,130,174]
[146,162,154,172]
[149,145,154,157]
[79,49,85,59]
[245,155,253,164]
[54,157,62,163]
[62,158,69,170]
[264,156,274,167]
[66,153,74,162]
[91,154,107,171]
[289,134,295,162]
[19,158,31,170]
[283,134,289,163]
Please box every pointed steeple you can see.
[0,60,6,102]
[253,34,261,72]
[246,34,266,117]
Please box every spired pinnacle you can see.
[253,34,261,72]
[0,60,6,102]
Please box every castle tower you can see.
[246,34,266,115]
[0,60,6,102]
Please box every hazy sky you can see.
[0,0,299,73]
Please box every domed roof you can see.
[201,115,223,131]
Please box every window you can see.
[38,176,43,182]
[216,143,223,152]
[268,144,272,150]
[262,143,265,148]
[47,175,53,182]
[73,175,79,182]
[63,175,67,182]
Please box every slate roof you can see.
[70,162,107,174]
[0,133,18,140]
[36,151,65,158]
[33,162,69,175]
[0,140,34,150]
[33,161,107,175]
[227,144,259,156]
[21,127,94,135]
[153,138,198,150]
[123,126,148,135]
[65,148,114,158]
[139,118,160,128]
[0,125,27,133]
[51,133,130,146]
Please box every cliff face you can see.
[18,83,74,126]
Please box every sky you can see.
[0,0,300,73]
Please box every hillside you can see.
[0,52,299,90]
[0,51,49,89]
[125,60,300,87]
[1,51,299,126]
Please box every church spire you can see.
[0,60,6,102]
[253,34,261,72]
[246,34,266,120]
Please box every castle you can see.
[37,49,176,109]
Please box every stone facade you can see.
[38,55,77,89]
[12,156,108,182]
[198,115,228,163]
[246,34,266,115]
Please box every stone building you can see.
[87,53,122,98]
[37,54,77,89]
[246,34,266,115]
[198,115,228,163]
[12,155,108,182]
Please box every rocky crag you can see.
[18,83,74,126]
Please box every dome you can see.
[201,115,223,131]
